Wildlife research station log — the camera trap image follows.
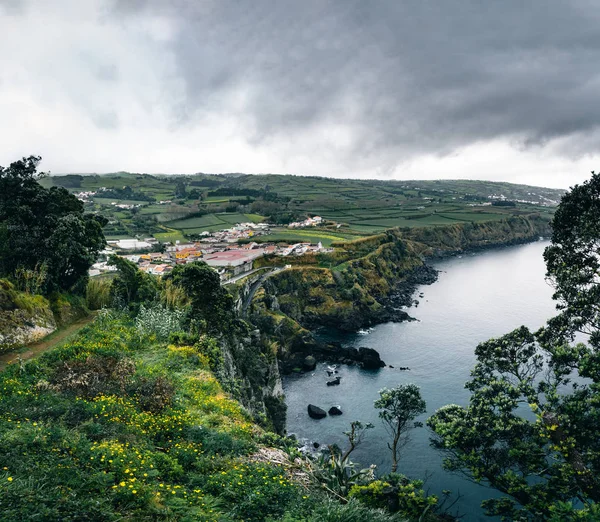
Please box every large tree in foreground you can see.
[428,173,600,520]
[0,156,107,294]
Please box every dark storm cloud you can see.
[111,0,600,159]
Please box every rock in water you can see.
[326,376,341,386]
[303,355,317,371]
[358,347,386,370]
[307,404,327,419]
[328,406,343,416]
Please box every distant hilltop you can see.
[40,172,564,245]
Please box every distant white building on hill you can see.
[107,239,153,250]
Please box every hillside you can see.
[41,172,563,243]
[0,304,438,522]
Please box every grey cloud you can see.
[0,0,26,15]
[95,63,119,82]
[111,0,600,161]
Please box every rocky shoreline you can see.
[278,239,546,375]
[278,262,439,374]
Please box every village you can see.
[89,220,332,281]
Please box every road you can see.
[0,313,96,371]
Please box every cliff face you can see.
[249,215,551,349]
[217,327,286,434]
[397,214,551,257]
[0,281,56,352]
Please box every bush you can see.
[348,474,438,519]
[129,375,175,413]
[286,497,406,522]
[135,303,185,341]
[50,355,136,399]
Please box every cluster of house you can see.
[287,216,323,228]
[90,233,332,281]
[198,222,270,243]
[110,202,142,210]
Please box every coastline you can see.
[274,232,551,374]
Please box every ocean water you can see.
[283,240,556,520]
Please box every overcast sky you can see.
[2,1,600,188]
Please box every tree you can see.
[428,172,600,520]
[0,156,106,294]
[164,261,234,334]
[374,384,426,473]
[174,179,187,199]
[108,255,158,308]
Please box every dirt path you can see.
[0,313,96,371]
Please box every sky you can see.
[2,1,600,188]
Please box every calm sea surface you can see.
[283,240,556,520]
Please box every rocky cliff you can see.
[248,215,551,370]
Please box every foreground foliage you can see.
[429,173,600,520]
[0,311,420,521]
[0,156,106,294]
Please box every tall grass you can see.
[85,277,111,310]
[159,278,190,309]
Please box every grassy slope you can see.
[0,311,407,522]
[44,172,562,241]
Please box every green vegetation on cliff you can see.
[251,215,550,345]
[0,284,437,521]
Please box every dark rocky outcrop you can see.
[328,406,343,416]
[326,376,341,386]
[279,341,388,373]
[358,347,386,370]
[307,404,327,419]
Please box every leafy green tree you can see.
[164,261,234,334]
[0,156,106,294]
[374,384,426,473]
[428,173,600,520]
[108,255,158,308]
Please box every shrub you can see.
[135,303,185,341]
[129,375,175,414]
[348,474,438,519]
[283,497,406,522]
[50,355,136,399]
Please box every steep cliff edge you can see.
[248,215,551,368]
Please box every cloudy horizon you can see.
[2,0,600,188]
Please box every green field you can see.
[258,229,356,246]
[166,212,265,232]
[45,171,562,242]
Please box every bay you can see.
[283,240,556,520]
